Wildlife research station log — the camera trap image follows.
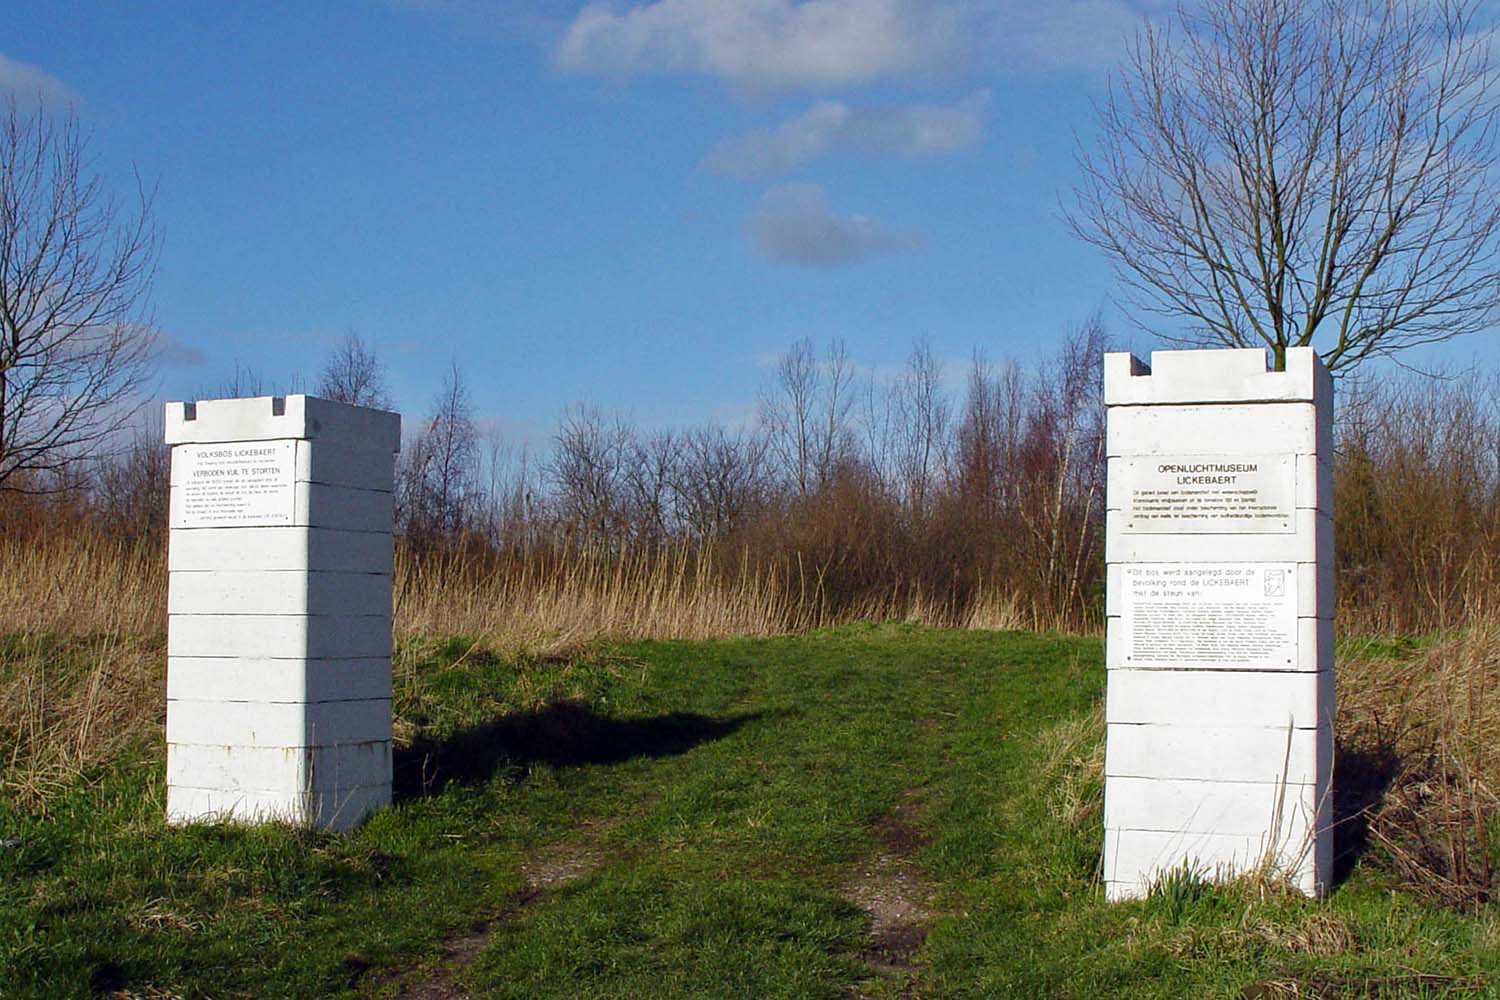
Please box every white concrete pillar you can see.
[164,395,401,831]
[1102,348,1333,899]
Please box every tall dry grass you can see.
[0,527,1034,652]
[0,635,163,808]
[393,542,1032,658]
[394,543,801,656]
[1337,624,1500,906]
[0,528,164,637]
[0,528,1032,803]
[0,530,167,806]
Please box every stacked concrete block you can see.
[164,395,400,831]
[1102,348,1333,900]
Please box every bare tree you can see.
[202,362,305,400]
[890,340,950,516]
[475,429,539,549]
[954,350,1025,517]
[399,362,478,543]
[673,423,770,539]
[92,421,170,540]
[622,428,681,544]
[759,338,818,494]
[550,403,633,545]
[859,369,898,493]
[1017,318,1109,616]
[759,337,857,494]
[317,331,392,409]
[814,339,858,486]
[0,99,159,490]
[1072,0,1500,371]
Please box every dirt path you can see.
[385,839,610,1000]
[385,791,939,1000]
[842,789,936,997]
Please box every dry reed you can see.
[0,634,163,808]
[393,543,802,658]
[1036,703,1106,835]
[0,528,164,638]
[0,530,168,805]
[1337,623,1500,906]
[0,531,1036,801]
[392,540,1045,658]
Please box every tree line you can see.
[13,318,1498,634]
[346,323,1109,626]
[5,0,1500,631]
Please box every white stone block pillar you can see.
[164,395,401,831]
[1102,348,1333,899]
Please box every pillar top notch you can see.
[1104,347,1331,407]
[165,394,401,450]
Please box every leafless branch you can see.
[1071,0,1500,371]
[0,97,160,490]
[317,331,392,409]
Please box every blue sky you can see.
[4,1,1496,442]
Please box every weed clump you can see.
[1147,861,1216,924]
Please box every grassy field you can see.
[2,625,1499,999]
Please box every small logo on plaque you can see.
[1264,569,1286,598]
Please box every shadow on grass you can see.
[394,700,766,800]
[1332,734,1405,886]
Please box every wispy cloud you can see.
[556,0,967,90]
[157,332,206,367]
[704,89,990,178]
[555,0,1148,90]
[748,181,920,268]
[0,54,79,107]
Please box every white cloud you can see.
[704,89,990,178]
[555,0,1150,89]
[0,54,78,106]
[556,0,967,90]
[748,181,920,267]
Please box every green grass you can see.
[2,623,1499,998]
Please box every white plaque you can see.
[1121,563,1298,667]
[174,441,296,528]
[1121,454,1294,534]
